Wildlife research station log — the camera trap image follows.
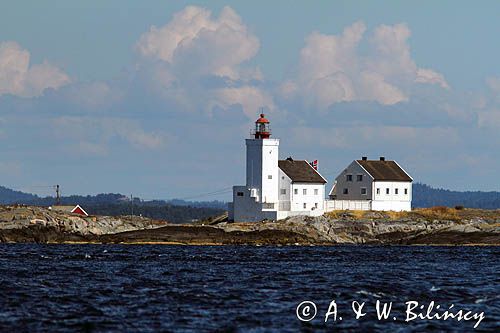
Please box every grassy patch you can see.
[326,210,368,219]
[326,206,469,222]
[385,211,408,220]
[412,206,460,221]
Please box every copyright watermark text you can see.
[295,300,485,329]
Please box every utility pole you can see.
[55,185,61,205]
[130,194,133,216]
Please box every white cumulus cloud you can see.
[137,6,259,79]
[136,6,274,117]
[281,22,450,110]
[0,41,70,97]
[211,86,275,118]
[416,68,450,89]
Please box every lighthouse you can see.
[229,112,327,222]
[246,114,279,205]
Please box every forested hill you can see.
[0,186,226,209]
[412,183,500,209]
[0,186,38,203]
[0,186,225,223]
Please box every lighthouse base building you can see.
[228,114,327,222]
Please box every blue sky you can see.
[1,1,499,200]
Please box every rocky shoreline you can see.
[0,205,499,245]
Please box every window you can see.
[346,174,353,182]
[395,188,399,195]
[263,203,274,209]
[404,188,408,195]
[237,192,244,197]
[303,203,307,209]
[314,189,319,195]
[343,188,349,195]
[386,188,390,195]
[280,189,286,195]
[294,189,298,195]
[268,175,272,179]
[303,189,307,195]
[357,175,363,182]
[376,188,380,195]
[361,188,367,195]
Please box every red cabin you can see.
[51,204,89,217]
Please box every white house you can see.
[228,114,327,222]
[278,158,327,213]
[327,157,413,211]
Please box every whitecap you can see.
[356,290,387,298]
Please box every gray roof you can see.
[278,160,327,183]
[357,160,412,182]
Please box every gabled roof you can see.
[356,160,412,182]
[278,160,327,184]
[51,204,89,216]
[71,205,89,217]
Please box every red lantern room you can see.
[254,113,271,139]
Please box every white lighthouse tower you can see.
[229,113,280,221]
[246,114,279,204]
[228,113,328,222]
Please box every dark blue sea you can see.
[0,244,498,332]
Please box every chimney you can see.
[380,156,385,161]
[362,156,367,161]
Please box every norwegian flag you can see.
[310,160,318,170]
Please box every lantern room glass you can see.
[256,122,269,133]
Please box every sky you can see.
[0,1,499,200]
